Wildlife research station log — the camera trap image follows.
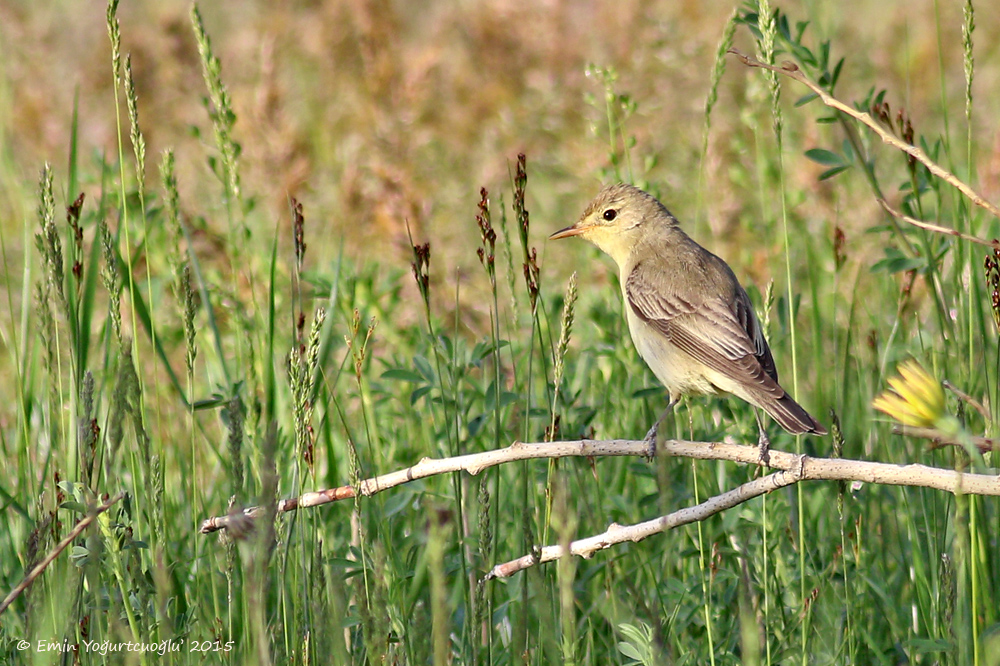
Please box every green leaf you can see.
[842,138,855,161]
[819,165,851,180]
[192,396,228,410]
[777,13,792,41]
[498,391,518,409]
[618,622,652,644]
[792,43,816,67]
[410,385,433,406]
[71,546,92,567]
[413,355,435,382]
[794,92,819,107]
[327,557,364,576]
[471,339,509,363]
[819,41,831,71]
[871,247,926,274]
[830,57,844,89]
[467,414,486,437]
[60,501,88,514]
[617,621,655,664]
[795,19,810,43]
[616,643,643,663]
[804,148,844,166]
[381,368,424,383]
[906,638,951,653]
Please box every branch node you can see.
[796,453,808,478]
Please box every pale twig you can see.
[200,439,653,533]
[878,199,999,251]
[892,425,999,454]
[0,492,125,615]
[942,380,992,423]
[485,469,800,580]
[200,438,1000,534]
[728,49,1000,223]
[487,441,1000,578]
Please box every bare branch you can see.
[729,48,1000,223]
[1,492,125,616]
[943,380,992,423]
[200,439,652,533]
[200,438,1000,534]
[878,199,999,251]
[893,425,999,454]
[485,469,800,580]
[486,439,1000,578]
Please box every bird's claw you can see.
[642,422,658,459]
[757,428,771,467]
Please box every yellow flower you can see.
[872,360,946,428]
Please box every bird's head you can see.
[549,183,677,267]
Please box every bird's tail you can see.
[761,394,827,435]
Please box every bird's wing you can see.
[732,286,778,382]
[625,260,783,397]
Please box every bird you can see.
[549,183,826,457]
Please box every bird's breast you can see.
[623,307,720,399]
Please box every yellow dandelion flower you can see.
[872,360,945,428]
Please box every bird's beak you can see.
[549,224,588,240]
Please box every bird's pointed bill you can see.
[549,225,587,240]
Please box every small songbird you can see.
[550,184,825,453]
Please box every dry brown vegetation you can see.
[3,0,997,276]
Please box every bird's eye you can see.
[603,209,617,221]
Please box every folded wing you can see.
[626,260,824,435]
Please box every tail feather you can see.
[761,394,827,435]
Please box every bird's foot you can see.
[642,422,658,459]
[642,400,677,460]
[757,428,771,467]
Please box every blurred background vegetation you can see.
[2,0,995,269]
[2,0,1000,664]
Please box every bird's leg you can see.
[754,408,771,466]
[643,398,678,457]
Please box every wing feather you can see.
[625,261,783,398]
